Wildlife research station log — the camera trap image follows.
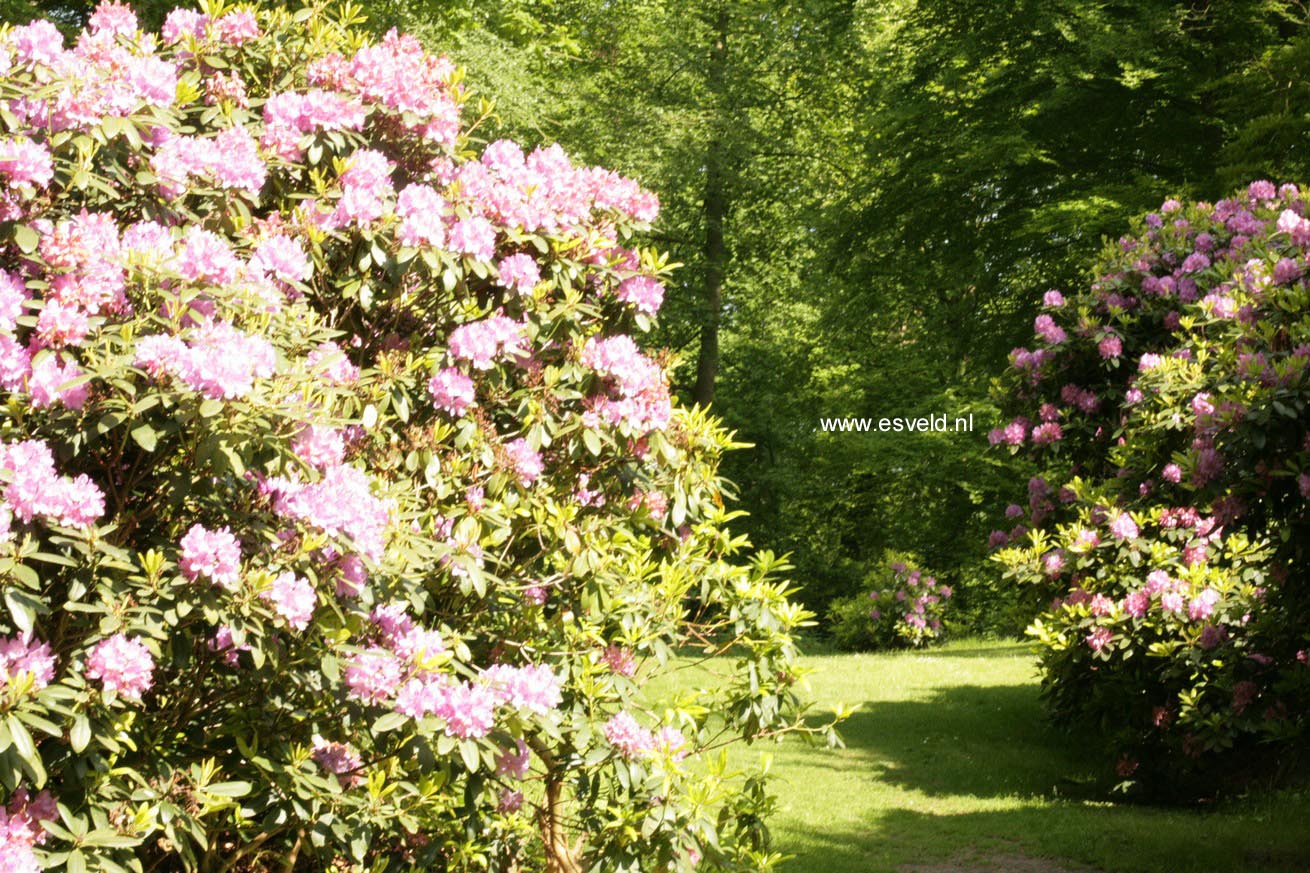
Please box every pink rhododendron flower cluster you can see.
[178,524,242,588]
[292,424,346,469]
[85,634,155,699]
[0,788,56,873]
[580,334,672,433]
[312,736,363,788]
[260,571,316,630]
[135,323,276,399]
[0,635,55,696]
[261,89,366,161]
[0,440,104,530]
[427,367,476,415]
[265,464,393,561]
[447,316,525,369]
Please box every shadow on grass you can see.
[777,682,1310,873]
[835,682,1099,799]
[917,643,1033,659]
[781,804,1310,873]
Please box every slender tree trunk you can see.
[693,9,729,408]
[528,737,583,873]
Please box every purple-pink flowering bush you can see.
[991,182,1310,793]
[828,556,953,650]
[0,3,823,869]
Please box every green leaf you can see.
[70,714,91,753]
[12,225,38,254]
[7,715,35,761]
[372,712,407,734]
[459,739,480,773]
[205,781,251,798]
[4,588,37,634]
[130,424,158,452]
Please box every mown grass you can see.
[650,639,1310,872]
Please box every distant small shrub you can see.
[828,556,952,650]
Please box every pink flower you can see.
[1071,528,1100,552]
[1198,625,1228,650]
[436,680,497,738]
[85,634,154,699]
[448,316,524,369]
[345,647,404,703]
[251,235,310,285]
[428,367,475,415]
[34,300,90,348]
[0,136,53,188]
[652,725,689,761]
[480,663,561,714]
[0,439,104,529]
[261,572,316,630]
[161,8,209,42]
[292,425,346,469]
[27,355,88,410]
[312,736,363,788]
[602,645,637,678]
[580,335,672,433]
[498,789,524,813]
[215,10,260,45]
[0,788,56,870]
[178,524,241,588]
[0,634,55,694]
[497,253,541,294]
[136,322,276,400]
[1144,570,1172,595]
[1098,334,1123,359]
[1123,591,1149,618]
[504,438,544,485]
[1031,422,1063,445]
[448,216,497,260]
[496,740,531,779]
[1085,627,1113,651]
[1088,594,1115,617]
[1108,512,1138,541]
[616,275,664,314]
[1232,680,1258,713]
[1160,591,1185,613]
[394,184,447,247]
[1033,314,1066,344]
[1188,588,1220,621]
[1162,463,1182,484]
[265,464,392,562]
[208,626,250,666]
[604,711,654,759]
[306,341,359,385]
[1043,289,1065,307]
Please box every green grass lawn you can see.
[652,639,1310,873]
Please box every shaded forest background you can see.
[22,0,1310,630]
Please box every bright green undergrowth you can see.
[648,639,1310,872]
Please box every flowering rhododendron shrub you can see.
[990,182,1310,792]
[826,556,951,650]
[0,3,822,869]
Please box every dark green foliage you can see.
[383,0,1310,628]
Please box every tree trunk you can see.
[692,9,729,408]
